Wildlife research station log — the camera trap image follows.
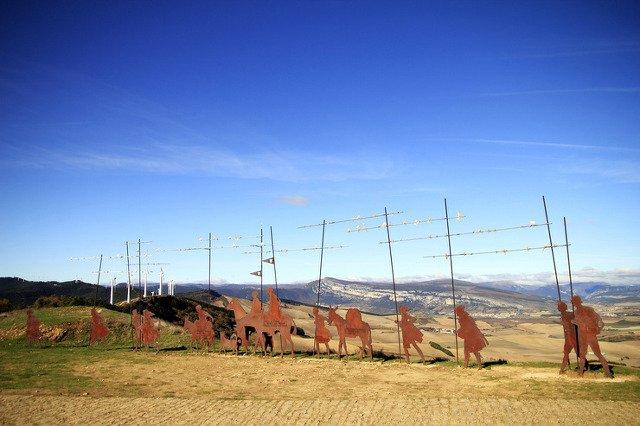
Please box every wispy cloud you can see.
[426,137,638,153]
[277,195,309,206]
[345,268,640,286]
[3,142,392,182]
[456,267,640,286]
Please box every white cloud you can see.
[277,195,309,206]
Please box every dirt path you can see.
[1,395,639,425]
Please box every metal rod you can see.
[260,227,264,306]
[424,243,568,259]
[384,207,402,359]
[125,242,131,303]
[208,232,212,292]
[382,222,549,244]
[563,217,580,365]
[444,198,460,363]
[298,210,403,229]
[316,220,326,306]
[94,254,103,306]
[110,277,115,305]
[543,196,562,301]
[270,226,279,297]
[138,238,142,293]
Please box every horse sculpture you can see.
[327,306,373,359]
[182,305,215,351]
[228,297,263,354]
[219,331,241,355]
[227,288,297,357]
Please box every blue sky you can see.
[1,1,639,285]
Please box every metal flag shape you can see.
[262,257,275,264]
[454,305,489,369]
[250,270,262,277]
[326,307,373,359]
[89,308,110,345]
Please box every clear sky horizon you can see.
[1,1,639,286]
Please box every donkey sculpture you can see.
[327,306,373,359]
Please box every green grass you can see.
[1,306,639,400]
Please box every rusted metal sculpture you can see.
[327,306,373,359]
[454,305,488,368]
[26,308,42,343]
[571,295,612,377]
[140,309,160,349]
[397,306,425,363]
[228,294,263,353]
[313,307,332,356]
[228,288,296,356]
[132,309,143,349]
[262,287,296,357]
[557,301,578,373]
[89,308,110,345]
[183,305,215,350]
[219,331,240,354]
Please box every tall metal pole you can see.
[125,241,131,303]
[260,227,264,306]
[542,196,562,301]
[94,254,103,306]
[444,198,460,363]
[270,226,279,297]
[563,217,580,364]
[316,220,326,306]
[208,232,212,292]
[384,207,402,359]
[138,238,142,293]
[110,277,115,305]
[143,269,148,298]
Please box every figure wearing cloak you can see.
[571,295,612,378]
[26,308,42,343]
[557,301,578,373]
[397,306,425,363]
[89,307,110,344]
[455,305,488,368]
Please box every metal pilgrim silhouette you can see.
[397,306,425,363]
[571,295,612,377]
[454,305,488,368]
[89,308,110,345]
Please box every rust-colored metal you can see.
[219,331,240,354]
[26,308,42,343]
[89,308,110,345]
[312,307,332,356]
[397,306,425,363]
[183,305,215,350]
[227,288,296,356]
[228,292,263,353]
[571,295,612,377]
[132,309,143,349]
[140,309,160,348]
[262,287,296,357]
[557,301,578,373]
[454,305,488,368]
[327,306,373,359]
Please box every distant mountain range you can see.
[2,276,638,317]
